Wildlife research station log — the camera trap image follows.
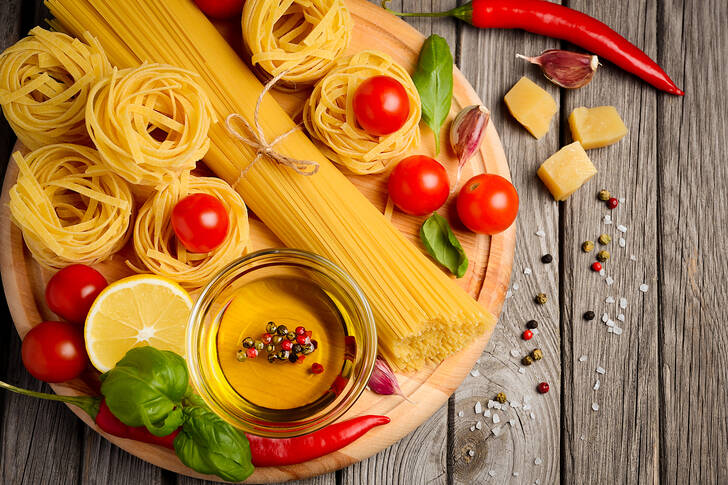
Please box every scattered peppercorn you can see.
[277,349,290,360]
[242,337,254,349]
[254,340,264,351]
[267,353,278,363]
[297,355,306,363]
[521,355,534,366]
[584,310,596,321]
[607,197,618,209]
[288,353,299,363]
[286,331,297,341]
[266,321,277,334]
[296,334,308,345]
[236,349,247,362]
[526,320,538,329]
[261,333,273,345]
[311,363,324,374]
[582,240,595,253]
[281,339,293,351]
[531,348,543,361]
[596,250,610,262]
[541,254,553,264]
[598,233,611,245]
[495,392,507,404]
[272,335,284,345]
[535,293,547,305]
[537,382,550,394]
[276,325,288,336]
[591,261,602,272]
[598,189,610,201]
[295,326,305,335]
[246,348,258,359]
[522,329,533,340]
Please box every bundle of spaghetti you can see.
[0,27,111,150]
[8,143,133,269]
[243,0,352,89]
[85,63,215,187]
[48,0,496,371]
[303,51,421,174]
[129,173,250,289]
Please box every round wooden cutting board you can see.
[0,0,515,483]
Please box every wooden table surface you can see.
[1,0,726,484]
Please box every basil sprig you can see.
[420,213,468,278]
[412,34,454,154]
[100,347,189,437]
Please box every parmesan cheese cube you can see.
[568,106,628,149]
[537,142,597,201]
[504,77,557,139]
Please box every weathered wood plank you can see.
[656,1,728,484]
[340,2,456,484]
[80,429,163,485]
[561,0,661,483]
[177,473,338,485]
[452,16,562,484]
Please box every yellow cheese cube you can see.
[537,142,597,201]
[504,76,557,139]
[569,106,628,149]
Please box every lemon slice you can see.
[85,274,193,372]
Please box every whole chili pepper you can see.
[246,415,391,467]
[383,0,683,95]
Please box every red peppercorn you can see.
[281,340,293,351]
[591,261,602,272]
[246,348,258,359]
[297,355,305,363]
[537,382,549,394]
[311,363,324,374]
[607,197,618,209]
[522,329,533,340]
[295,326,305,335]
[261,333,273,344]
[296,334,309,345]
[311,339,318,350]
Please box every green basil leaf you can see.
[420,213,468,278]
[411,34,454,154]
[174,404,254,482]
[100,347,189,437]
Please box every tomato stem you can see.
[0,380,101,418]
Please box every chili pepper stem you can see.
[0,380,101,418]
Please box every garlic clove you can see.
[368,355,413,402]
[449,104,490,191]
[517,49,599,89]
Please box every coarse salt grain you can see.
[530,412,535,419]
[524,267,532,275]
[492,426,502,436]
[592,402,599,411]
[474,401,483,414]
[488,470,496,477]
[630,254,637,261]
[501,402,509,411]
[534,458,543,465]
[512,283,520,291]
[596,366,606,374]
[532,328,539,335]
[458,411,464,417]
[508,419,516,426]
[511,349,520,358]
[470,369,480,377]
[506,290,513,299]
[470,425,475,431]
[476,420,482,430]
[604,215,612,225]
[523,403,531,411]
[617,224,627,233]
[613,327,623,335]
[518,367,526,374]
[619,297,628,309]
[493,414,500,424]
[639,284,649,292]
[513,472,520,477]
[536,229,545,237]
[606,276,614,286]
[619,197,625,204]
[606,296,615,304]
[619,237,626,248]
[602,312,609,323]
[607,327,614,333]
[594,379,600,390]
[607,319,615,327]
[580,435,585,441]
[599,269,606,277]
[468,449,475,457]
[617,313,625,322]
[487,400,497,409]
[484,409,491,418]
[579,355,588,362]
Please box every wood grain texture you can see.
[451,10,562,485]
[655,1,728,484]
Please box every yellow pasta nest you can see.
[85,63,215,187]
[303,50,421,174]
[129,174,250,289]
[8,144,133,269]
[243,0,352,89]
[0,27,112,150]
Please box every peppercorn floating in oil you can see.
[235,321,318,365]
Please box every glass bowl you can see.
[186,248,377,437]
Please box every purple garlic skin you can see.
[449,105,490,191]
[517,49,599,89]
[368,355,409,400]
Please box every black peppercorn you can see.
[288,353,299,363]
[267,353,277,363]
[276,325,288,336]
[583,311,595,321]
[277,349,290,360]
[286,331,297,341]
[266,321,277,334]
[241,337,254,349]
[293,343,303,354]
[526,320,538,329]
[541,254,553,264]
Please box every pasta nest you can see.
[0,27,112,150]
[129,174,251,289]
[243,0,352,89]
[8,143,133,269]
[303,51,421,174]
[86,63,215,187]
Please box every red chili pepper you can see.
[384,0,683,95]
[96,399,179,449]
[246,415,390,467]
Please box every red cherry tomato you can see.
[193,0,243,19]
[388,155,449,216]
[456,174,518,235]
[353,76,410,136]
[171,193,230,253]
[45,264,108,324]
[21,321,88,383]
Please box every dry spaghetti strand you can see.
[8,143,133,269]
[0,27,112,150]
[85,63,216,187]
[303,51,421,174]
[129,173,250,289]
